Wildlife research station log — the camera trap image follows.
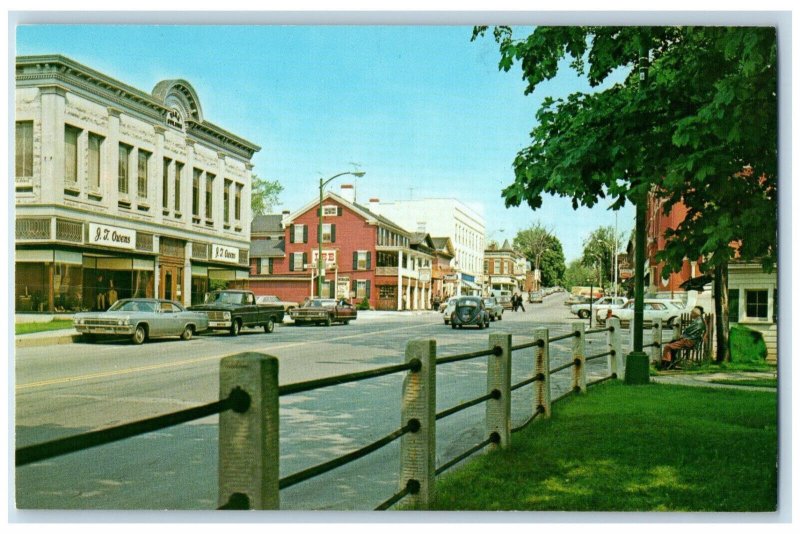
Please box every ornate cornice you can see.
[16,55,261,160]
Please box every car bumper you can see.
[207,321,232,329]
[75,325,135,335]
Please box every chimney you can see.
[369,197,380,212]
[340,184,355,203]
[281,210,291,227]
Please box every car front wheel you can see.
[230,320,241,336]
[264,318,275,333]
[180,325,193,341]
[324,316,332,327]
[578,310,590,319]
[131,325,147,345]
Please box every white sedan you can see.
[609,299,684,327]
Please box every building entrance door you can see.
[159,262,182,303]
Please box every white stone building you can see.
[368,197,485,296]
[14,55,260,312]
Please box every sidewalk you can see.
[652,369,777,390]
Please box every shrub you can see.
[729,324,767,362]
[357,298,371,311]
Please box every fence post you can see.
[400,338,437,508]
[651,319,663,367]
[607,317,622,379]
[486,332,512,451]
[533,328,551,419]
[572,322,586,394]
[218,352,279,510]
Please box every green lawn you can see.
[426,382,777,512]
[15,319,74,335]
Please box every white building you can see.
[14,55,260,312]
[368,197,485,296]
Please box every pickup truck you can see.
[189,289,284,336]
[289,298,357,326]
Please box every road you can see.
[15,292,651,510]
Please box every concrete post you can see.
[486,333,512,450]
[400,338,437,508]
[607,318,622,378]
[533,328,551,419]
[218,352,279,510]
[571,321,586,394]
[651,318,663,367]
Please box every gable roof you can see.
[250,238,285,258]
[284,191,410,236]
[431,237,455,257]
[251,214,283,234]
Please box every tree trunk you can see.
[713,262,730,364]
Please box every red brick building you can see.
[249,191,435,310]
[646,192,703,295]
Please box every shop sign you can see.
[312,249,337,268]
[443,274,458,281]
[418,268,432,282]
[211,244,240,264]
[89,223,136,250]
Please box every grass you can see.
[15,319,74,335]
[730,324,768,362]
[426,382,777,511]
[709,378,777,388]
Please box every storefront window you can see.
[53,263,84,312]
[15,263,47,312]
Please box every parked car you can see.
[493,290,514,310]
[564,294,591,307]
[481,297,504,321]
[610,299,683,327]
[256,294,298,313]
[528,291,543,303]
[289,298,357,326]
[450,296,491,329]
[571,296,628,319]
[592,296,631,323]
[74,298,209,345]
[442,297,459,324]
[189,289,284,336]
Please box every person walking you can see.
[517,293,526,313]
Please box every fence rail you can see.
[17,319,626,510]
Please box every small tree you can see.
[251,175,284,217]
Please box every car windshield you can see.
[204,292,244,305]
[108,300,155,313]
[482,298,496,305]
[307,299,336,307]
[457,299,480,307]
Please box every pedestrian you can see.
[661,306,706,369]
[517,293,526,313]
[511,293,518,312]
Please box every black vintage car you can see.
[450,296,491,329]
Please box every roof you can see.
[250,239,285,258]
[500,239,514,252]
[431,237,455,257]
[284,191,410,237]
[251,214,284,234]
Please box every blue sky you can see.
[16,24,634,262]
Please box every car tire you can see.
[343,320,350,325]
[478,320,484,330]
[230,320,241,336]
[485,319,490,328]
[578,310,590,319]
[451,322,456,329]
[131,324,147,345]
[264,317,275,333]
[666,316,676,328]
[325,316,332,327]
[498,313,502,321]
[180,325,193,341]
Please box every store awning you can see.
[461,280,481,290]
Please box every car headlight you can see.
[118,319,126,326]
[75,318,83,325]
[223,311,231,320]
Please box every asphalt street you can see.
[14,292,648,510]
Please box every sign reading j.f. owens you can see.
[89,223,136,250]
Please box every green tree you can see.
[513,222,553,278]
[538,235,566,287]
[581,226,618,289]
[251,175,284,217]
[474,26,777,363]
[562,259,596,292]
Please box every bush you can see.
[357,298,371,310]
[729,324,767,362]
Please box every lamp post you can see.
[318,171,365,298]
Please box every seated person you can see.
[660,305,706,369]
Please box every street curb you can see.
[16,333,81,348]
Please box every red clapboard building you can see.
[249,189,435,310]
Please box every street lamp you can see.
[318,171,365,298]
